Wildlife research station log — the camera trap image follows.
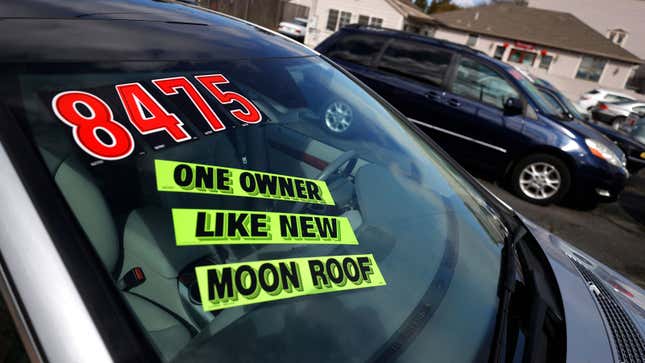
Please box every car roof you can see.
[0,0,314,62]
[339,24,495,60]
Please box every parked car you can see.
[277,17,307,42]
[2,2,645,363]
[537,85,645,173]
[316,25,628,205]
[578,88,635,111]
[591,100,645,129]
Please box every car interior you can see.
[10,58,505,362]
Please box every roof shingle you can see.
[432,4,641,64]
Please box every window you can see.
[604,94,633,103]
[338,11,352,29]
[370,17,383,27]
[539,55,553,70]
[378,40,453,86]
[608,29,627,46]
[326,9,338,31]
[452,58,519,109]
[358,15,370,25]
[508,49,537,66]
[324,34,387,66]
[576,56,607,82]
[493,45,505,60]
[466,34,478,47]
[632,106,645,116]
[0,298,28,362]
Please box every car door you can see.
[365,39,457,148]
[442,56,525,171]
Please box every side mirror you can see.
[503,97,523,116]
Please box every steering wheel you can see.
[290,150,358,213]
[316,150,358,181]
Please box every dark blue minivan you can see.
[316,25,629,205]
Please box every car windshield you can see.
[5,56,505,362]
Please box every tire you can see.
[611,116,626,130]
[510,154,571,205]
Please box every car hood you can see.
[562,119,625,157]
[520,215,645,362]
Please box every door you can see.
[443,57,525,171]
[367,39,456,147]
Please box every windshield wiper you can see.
[489,219,526,363]
[489,217,566,363]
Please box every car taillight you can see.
[598,103,608,110]
[295,29,301,34]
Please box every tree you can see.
[415,0,428,12]
[427,0,461,14]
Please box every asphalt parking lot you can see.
[479,169,645,289]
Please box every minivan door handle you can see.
[425,90,442,101]
[448,98,461,107]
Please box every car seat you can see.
[38,144,195,361]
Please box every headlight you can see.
[585,138,623,168]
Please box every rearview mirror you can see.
[503,97,523,116]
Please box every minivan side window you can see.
[451,58,519,110]
[377,40,452,87]
[325,34,387,67]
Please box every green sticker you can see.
[195,254,386,311]
[172,209,358,246]
[155,159,335,205]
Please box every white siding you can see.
[304,0,404,47]
[433,28,469,44]
[599,61,638,89]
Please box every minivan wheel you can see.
[510,154,571,205]
[323,100,354,135]
[611,116,626,130]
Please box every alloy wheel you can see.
[518,162,562,200]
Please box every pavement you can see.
[479,169,645,289]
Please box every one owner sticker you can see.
[155,159,335,205]
[172,209,358,246]
[195,254,386,311]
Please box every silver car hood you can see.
[520,215,645,363]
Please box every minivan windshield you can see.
[5,56,505,363]
[511,69,568,120]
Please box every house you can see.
[429,4,642,91]
[298,0,434,47]
[528,0,645,93]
